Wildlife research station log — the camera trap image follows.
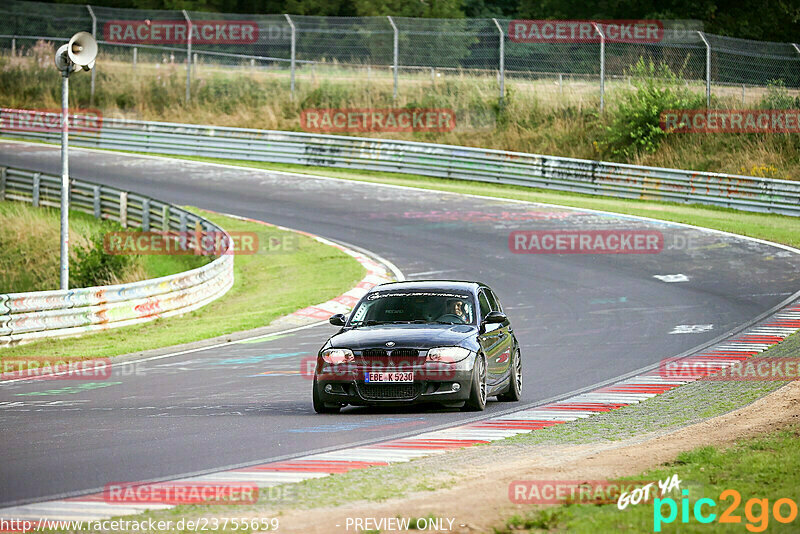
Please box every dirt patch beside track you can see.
[274,380,800,533]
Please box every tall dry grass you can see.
[0,201,146,293]
[2,47,799,179]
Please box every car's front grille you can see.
[357,348,423,368]
[359,383,417,400]
[390,348,419,358]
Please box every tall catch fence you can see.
[2,0,800,108]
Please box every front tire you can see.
[463,355,487,411]
[313,378,341,414]
[498,349,522,402]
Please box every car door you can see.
[485,288,514,384]
[477,289,503,387]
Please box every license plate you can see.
[364,371,413,383]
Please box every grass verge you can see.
[496,422,800,533]
[0,207,365,360]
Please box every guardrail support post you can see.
[119,192,128,228]
[387,16,398,101]
[0,167,6,201]
[32,173,41,207]
[182,9,192,103]
[179,212,188,250]
[285,14,296,98]
[93,185,101,218]
[492,18,505,105]
[86,5,97,106]
[141,198,151,231]
[698,31,711,107]
[162,205,170,231]
[592,22,605,112]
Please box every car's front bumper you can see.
[314,362,474,406]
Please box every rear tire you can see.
[463,355,487,411]
[313,379,341,414]
[498,349,522,402]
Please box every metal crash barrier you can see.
[0,165,234,346]
[2,108,798,216]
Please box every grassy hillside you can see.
[0,200,208,293]
[2,44,799,180]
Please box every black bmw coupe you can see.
[312,280,522,413]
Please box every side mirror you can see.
[329,314,347,327]
[484,311,507,324]
[479,311,506,333]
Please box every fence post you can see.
[132,47,137,72]
[86,5,97,106]
[182,9,192,103]
[179,212,188,250]
[93,185,101,218]
[32,173,41,208]
[285,14,296,98]
[162,204,170,231]
[492,18,505,104]
[141,198,151,231]
[698,31,711,107]
[119,191,128,228]
[11,37,15,56]
[793,43,800,55]
[387,16,398,101]
[592,23,605,112]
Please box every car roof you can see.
[370,280,486,293]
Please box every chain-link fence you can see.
[2,0,800,109]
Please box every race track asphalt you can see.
[1,140,798,506]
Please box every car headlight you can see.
[426,347,472,363]
[321,348,354,364]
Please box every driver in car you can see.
[443,298,469,323]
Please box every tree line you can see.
[41,0,800,43]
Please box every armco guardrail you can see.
[2,108,799,216]
[0,165,234,346]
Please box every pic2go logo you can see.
[653,489,799,532]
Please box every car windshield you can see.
[349,290,476,326]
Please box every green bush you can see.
[604,58,705,159]
[758,79,800,109]
[69,229,134,288]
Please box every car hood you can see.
[329,324,476,350]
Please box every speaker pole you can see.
[60,68,70,290]
[54,32,97,290]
